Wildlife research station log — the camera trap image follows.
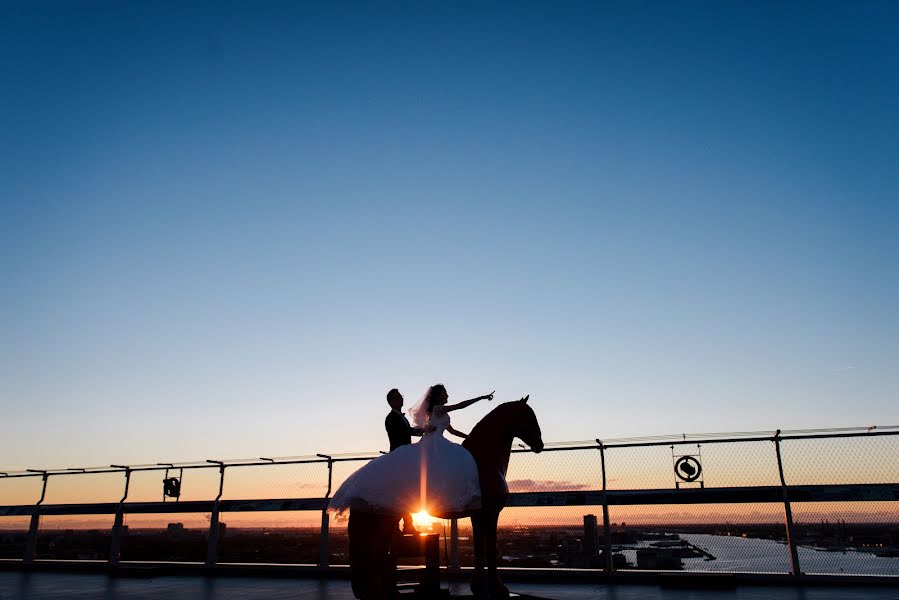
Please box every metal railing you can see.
[1,426,898,578]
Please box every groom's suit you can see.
[386,408,423,535]
[386,410,422,452]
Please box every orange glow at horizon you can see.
[3,500,898,531]
[411,510,437,531]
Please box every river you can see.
[618,533,899,576]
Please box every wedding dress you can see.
[328,409,481,518]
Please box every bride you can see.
[328,384,493,518]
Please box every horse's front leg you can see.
[349,511,388,600]
[484,510,509,598]
[470,511,488,599]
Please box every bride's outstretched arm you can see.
[446,425,468,439]
[442,390,494,413]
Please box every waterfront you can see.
[691,533,899,576]
[618,533,899,576]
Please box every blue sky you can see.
[1,1,897,469]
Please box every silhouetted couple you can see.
[328,384,494,529]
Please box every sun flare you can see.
[411,510,437,530]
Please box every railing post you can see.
[774,430,801,576]
[109,466,131,565]
[206,461,226,568]
[23,471,49,564]
[597,440,613,574]
[318,454,333,568]
[450,518,460,570]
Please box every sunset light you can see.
[2,0,896,592]
[411,510,437,531]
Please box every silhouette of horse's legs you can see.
[484,510,508,598]
[470,511,487,597]
[348,510,396,599]
[470,509,508,599]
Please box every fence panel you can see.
[0,476,44,506]
[0,517,29,559]
[609,502,790,574]
[222,463,328,500]
[124,468,221,504]
[780,436,899,486]
[36,514,114,560]
[216,511,322,564]
[120,513,208,562]
[507,449,600,493]
[495,506,602,569]
[790,500,899,576]
[43,473,123,505]
[605,440,781,491]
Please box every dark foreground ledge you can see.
[1,559,898,590]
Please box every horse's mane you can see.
[465,401,519,447]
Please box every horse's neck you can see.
[490,432,514,476]
[467,422,514,475]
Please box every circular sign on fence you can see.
[674,456,702,482]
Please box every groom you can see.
[385,388,424,534]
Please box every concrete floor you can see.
[1,573,899,600]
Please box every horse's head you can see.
[510,396,543,453]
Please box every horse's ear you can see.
[521,395,529,403]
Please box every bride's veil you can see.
[408,386,432,430]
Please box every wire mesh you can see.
[216,511,322,565]
[0,517,29,559]
[691,441,781,488]
[36,515,114,561]
[605,440,782,490]
[790,501,899,576]
[0,476,45,506]
[124,467,221,503]
[494,506,603,569]
[327,527,350,566]
[42,472,124,505]
[780,435,899,485]
[605,445,674,490]
[331,458,377,492]
[222,462,328,500]
[609,503,790,573]
[120,513,208,562]
[506,449,600,493]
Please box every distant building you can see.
[166,523,185,538]
[582,514,598,557]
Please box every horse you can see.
[347,397,544,599]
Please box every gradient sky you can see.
[1,1,897,472]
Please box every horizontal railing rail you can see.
[3,426,898,479]
[3,483,899,517]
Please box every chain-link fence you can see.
[1,427,897,577]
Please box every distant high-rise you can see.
[583,514,598,556]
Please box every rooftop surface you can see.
[2,573,898,600]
